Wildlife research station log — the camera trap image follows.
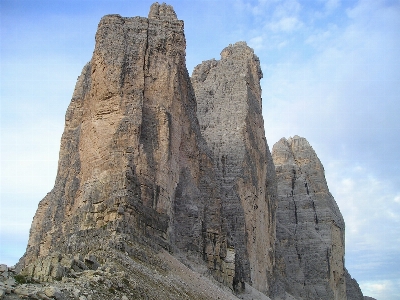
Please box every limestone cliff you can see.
[12,2,366,300]
[271,136,363,300]
[18,3,224,283]
[346,269,364,300]
[192,42,277,294]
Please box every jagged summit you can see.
[6,3,366,300]
[18,0,213,274]
[271,136,363,300]
[148,2,177,20]
[192,40,276,294]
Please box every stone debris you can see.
[6,2,368,300]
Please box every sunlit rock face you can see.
[15,2,365,299]
[18,3,223,281]
[192,42,277,294]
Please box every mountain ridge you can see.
[1,3,368,300]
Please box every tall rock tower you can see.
[18,3,223,279]
[192,42,277,294]
[271,136,363,300]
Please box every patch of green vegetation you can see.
[14,274,27,284]
[108,287,116,294]
[14,274,35,284]
[122,277,129,285]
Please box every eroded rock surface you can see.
[345,269,364,300]
[192,42,277,294]
[2,247,246,300]
[13,2,366,299]
[17,3,223,286]
[271,136,363,300]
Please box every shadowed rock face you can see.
[271,136,363,300]
[346,269,365,300]
[14,2,365,299]
[192,42,277,294]
[18,3,223,280]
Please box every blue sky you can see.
[1,0,399,299]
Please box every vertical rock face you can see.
[345,269,365,300]
[18,3,222,279]
[271,136,363,300]
[14,3,365,299]
[192,42,277,294]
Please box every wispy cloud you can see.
[259,1,400,298]
[266,16,303,32]
[1,1,399,299]
[360,279,400,300]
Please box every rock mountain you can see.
[4,3,368,300]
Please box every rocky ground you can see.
[1,240,271,300]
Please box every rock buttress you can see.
[18,3,223,281]
[192,42,277,294]
[271,136,363,300]
[346,269,365,300]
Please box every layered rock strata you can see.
[192,42,277,294]
[18,3,224,284]
[13,2,366,299]
[271,136,363,300]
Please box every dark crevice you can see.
[311,199,319,224]
[291,168,296,191]
[295,245,301,262]
[120,19,128,89]
[327,248,331,277]
[143,19,150,85]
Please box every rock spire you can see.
[192,41,277,293]
[271,136,364,300]
[11,3,366,300]
[18,2,223,282]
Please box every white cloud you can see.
[266,16,303,32]
[260,1,400,298]
[1,1,399,298]
[249,36,264,50]
[360,279,400,300]
[325,0,340,12]
[325,161,400,249]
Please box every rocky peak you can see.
[192,40,277,294]
[220,42,263,81]
[17,2,219,285]
[9,3,367,300]
[148,2,178,20]
[271,137,295,166]
[271,136,363,300]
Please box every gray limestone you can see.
[346,269,364,300]
[9,2,366,299]
[271,136,364,300]
[192,42,277,294]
